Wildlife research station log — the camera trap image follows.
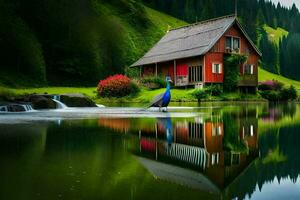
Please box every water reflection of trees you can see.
[261,103,296,122]
[226,119,300,200]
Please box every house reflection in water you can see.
[97,108,259,194]
[132,114,259,192]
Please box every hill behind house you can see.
[0,1,186,87]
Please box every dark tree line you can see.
[143,0,300,42]
[259,29,279,74]
[258,30,300,80]
[279,34,300,80]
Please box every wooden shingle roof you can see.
[131,15,261,67]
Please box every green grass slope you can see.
[117,6,187,65]
[263,24,288,45]
[258,67,300,90]
[0,2,186,87]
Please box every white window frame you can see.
[225,36,241,53]
[250,125,254,136]
[212,63,222,74]
[212,125,222,136]
[244,64,254,75]
[211,153,220,165]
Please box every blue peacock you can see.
[149,76,172,111]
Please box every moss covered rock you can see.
[30,95,57,109]
[60,93,96,107]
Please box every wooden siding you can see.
[177,57,203,86]
[153,57,203,86]
[204,53,224,83]
[143,64,155,76]
[207,24,260,86]
[238,54,259,86]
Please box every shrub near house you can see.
[97,74,139,97]
[139,76,166,90]
[192,89,208,102]
[258,80,297,101]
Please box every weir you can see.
[0,104,34,112]
[52,95,68,109]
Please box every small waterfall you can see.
[52,95,68,109]
[22,104,34,111]
[0,104,34,112]
[96,104,105,108]
[0,106,8,112]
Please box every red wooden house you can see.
[131,15,262,91]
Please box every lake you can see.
[0,102,300,200]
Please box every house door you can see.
[188,65,203,83]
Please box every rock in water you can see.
[60,93,97,107]
[29,95,57,109]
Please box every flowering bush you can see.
[258,80,297,102]
[258,80,284,91]
[97,74,139,97]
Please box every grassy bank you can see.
[0,86,262,104]
[95,88,262,103]
[2,67,300,103]
[258,68,300,91]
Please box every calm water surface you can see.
[0,102,300,200]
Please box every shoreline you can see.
[0,86,268,105]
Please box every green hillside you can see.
[258,24,300,90]
[0,1,186,87]
[258,67,300,90]
[259,24,299,90]
[261,24,300,82]
[117,6,187,67]
[263,25,288,45]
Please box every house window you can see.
[225,36,240,53]
[244,64,254,75]
[250,125,254,136]
[189,66,202,83]
[212,125,222,136]
[226,37,232,50]
[243,124,255,137]
[211,153,220,165]
[188,122,203,139]
[212,63,222,74]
